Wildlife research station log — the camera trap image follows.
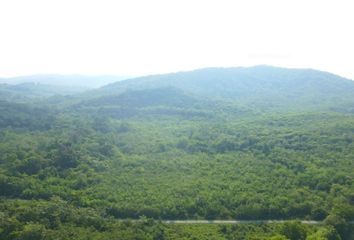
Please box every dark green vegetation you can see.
[1,66,354,239]
[0,83,87,102]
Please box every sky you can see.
[0,0,354,79]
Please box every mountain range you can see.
[1,65,354,113]
[86,65,354,113]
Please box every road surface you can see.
[119,219,354,225]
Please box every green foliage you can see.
[12,223,46,240]
[324,214,352,239]
[1,67,354,238]
[269,235,289,240]
[307,226,341,240]
[280,221,307,240]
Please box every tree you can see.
[52,142,79,169]
[307,226,341,240]
[13,223,45,240]
[324,214,350,240]
[280,221,307,240]
[268,235,289,240]
[17,156,47,175]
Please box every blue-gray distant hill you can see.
[0,75,130,102]
[0,74,130,88]
[94,66,354,112]
[0,82,89,102]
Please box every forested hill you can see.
[0,82,88,102]
[1,66,354,239]
[95,66,354,112]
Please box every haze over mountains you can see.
[0,74,130,88]
[2,66,354,113]
[86,65,354,113]
[0,74,129,101]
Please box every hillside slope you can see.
[1,66,354,239]
[95,66,354,112]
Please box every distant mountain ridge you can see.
[94,65,354,112]
[2,66,354,113]
[0,82,89,102]
[0,74,130,88]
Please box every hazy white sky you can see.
[0,0,353,79]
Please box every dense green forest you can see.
[1,66,354,239]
